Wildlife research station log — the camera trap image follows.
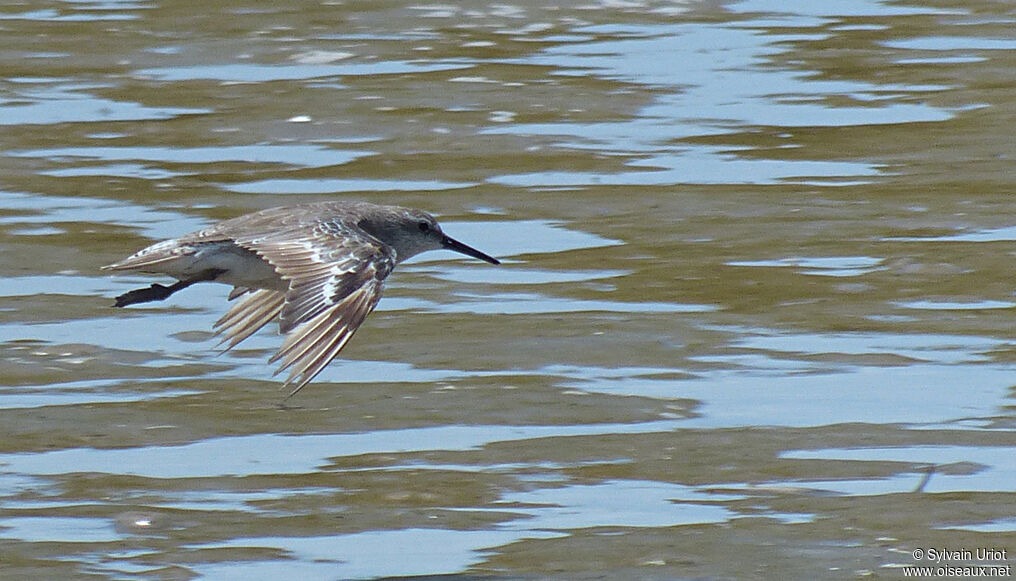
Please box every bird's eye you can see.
[418,221,430,232]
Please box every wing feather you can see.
[225,219,395,394]
[213,288,286,351]
[268,278,381,393]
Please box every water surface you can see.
[1,0,1015,579]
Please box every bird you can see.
[102,201,500,396]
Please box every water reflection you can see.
[0,516,124,543]
[727,256,885,277]
[193,528,562,581]
[225,178,475,194]
[495,479,740,529]
[488,15,955,186]
[137,61,472,82]
[0,84,207,125]
[0,9,138,22]
[0,420,684,479]
[11,145,374,168]
[0,191,209,239]
[782,445,1016,493]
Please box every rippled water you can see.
[2,0,1015,579]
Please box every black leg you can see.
[113,270,224,308]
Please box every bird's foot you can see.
[113,283,176,307]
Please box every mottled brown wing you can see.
[229,220,395,394]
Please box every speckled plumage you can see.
[103,201,500,396]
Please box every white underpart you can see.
[132,241,285,290]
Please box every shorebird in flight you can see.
[103,201,500,396]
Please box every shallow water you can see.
[1,0,1015,579]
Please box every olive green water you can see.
[1,1,1015,579]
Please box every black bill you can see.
[441,235,500,265]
